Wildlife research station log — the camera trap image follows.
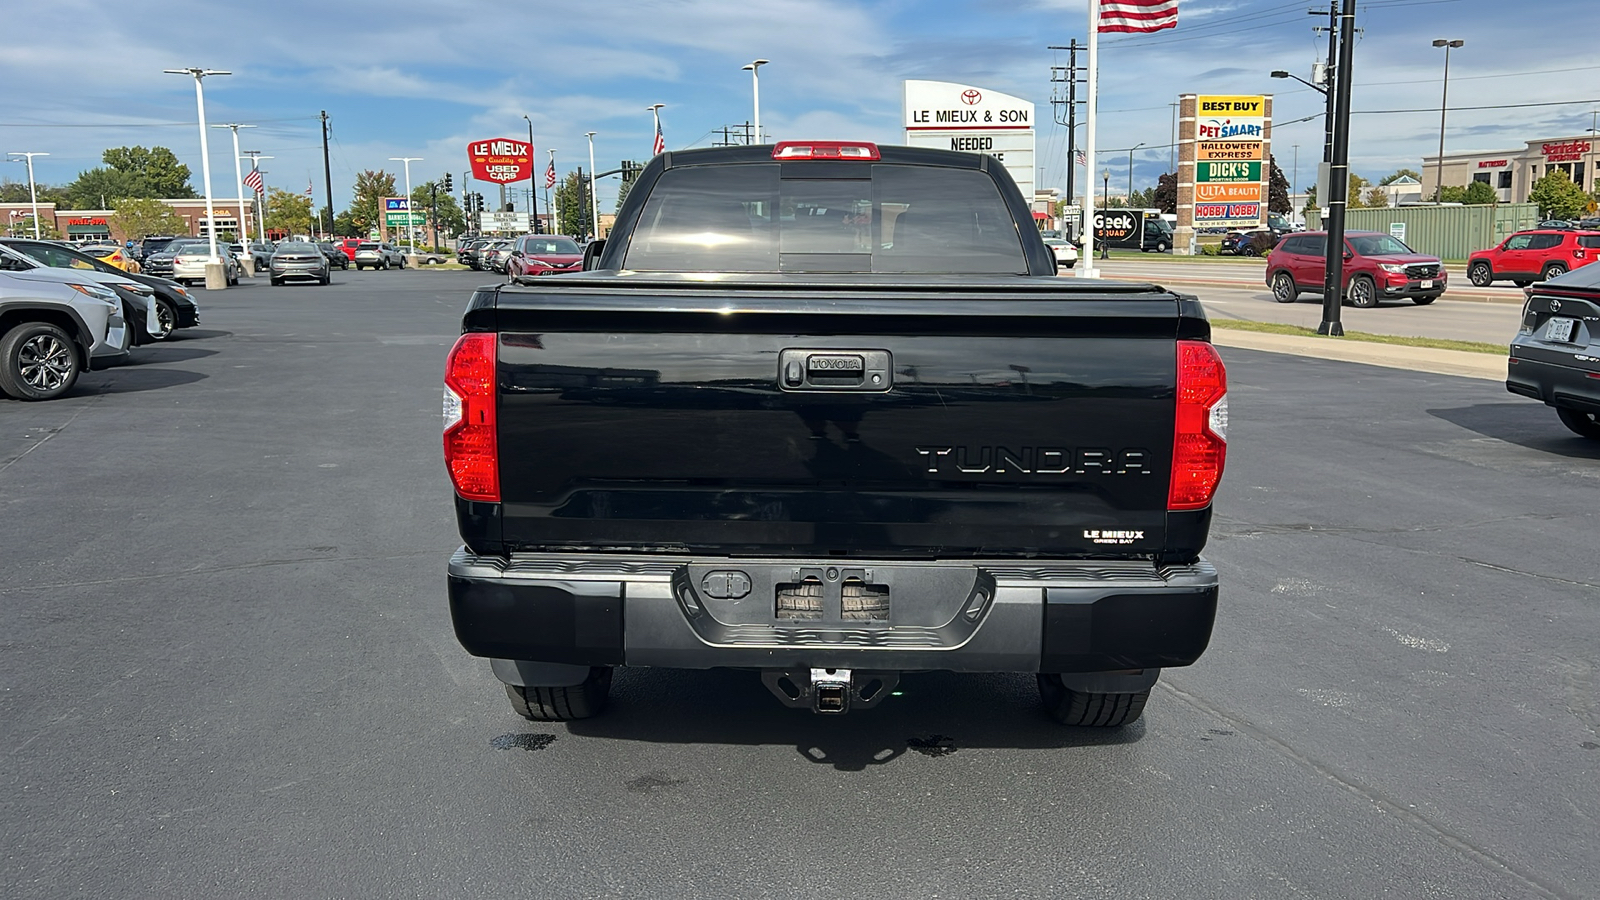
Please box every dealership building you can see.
[1422,134,1597,203]
[2,198,257,242]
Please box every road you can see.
[3,271,1596,899]
[1068,256,1526,345]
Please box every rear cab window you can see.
[622,163,1026,274]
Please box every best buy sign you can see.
[1196,161,1261,183]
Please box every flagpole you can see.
[1081,0,1100,278]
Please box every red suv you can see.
[1266,230,1446,307]
[1467,229,1600,287]
[336,238,362,261]
[505,235,583,280]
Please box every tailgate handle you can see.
[779,349,892,392]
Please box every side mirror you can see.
[582,239,606,271]
[511,249,523,257]
[1343,250,1354,260]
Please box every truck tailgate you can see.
[480,276,1202,559]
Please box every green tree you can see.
[349,169,397,235]
[101,146,195,198]
[1437,185,1469,203]
[1463,180,1498,205]
[1347,174,1371,209]
[111,197,186,238]
[1528,169,1589,219]
[1380,168,1422,186]
[1363,187,1389,209]
[554,171,593,239]
[332,209,364,238]
[62,167,141,209]
[1304,183,1318,214]
[410,181,466,239]
[1152,172,1177,214]
[1,179,67,205]
[263,186,313,236]
[1268,156,1292,214]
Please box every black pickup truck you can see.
[444,142,1228,726]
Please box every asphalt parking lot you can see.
[3,271,1597,899]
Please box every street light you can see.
[1270,69,1327,95]
[585,132,599,240]
[6,152,48,239]
[1127,142,1144,204]
[213,123,255,271]
[163,67,230,287]
[389,156,421,247]
[742,59,769,144]
[1272,67,1334,169]
[522,114,539,233]
[1100,168,1111,260]
[1431,39,1465,203]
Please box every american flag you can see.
[544,160,556,189]
[305,181,314,198]
[653,121,665,156]
[1099,0,1178,33]
[244,168,264,195]
[1075,149,1087,166]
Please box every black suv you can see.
[1507,262,1600,440]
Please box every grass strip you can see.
[1209,317,1505,355]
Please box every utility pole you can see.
[1320,0,1357,338]
[1048,41,1084,230]
[320,111,335,236]
[1313,7,1338,165]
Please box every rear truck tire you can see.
[151,300,176,340]
[1411,294,1437,305]
[504,667,613,721]
[1469,261,1493,286]
[1038,674,1150,727]
[1513,279,1533,288]
[1543,263,1568,281]
[1348,274,1379,308]
[1556,407,1600,440]
[0,322,80,401]
[1271,271,1298,303]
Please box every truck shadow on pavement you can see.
[563,668,1144,771]
[79,367,207,394]
[1428,403,1600,460]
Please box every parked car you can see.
[1042,237,1078,269]
[81,243,141,274]
[505,235,583,279]
[399,245,450,265]
[316,242,351,270]
[135,235,185,265]
[1220,229,1278,257]
[0,255,128,398]
[458,239,489,269]
[247,241,277,268]
[171,244,242,286]
[335,238,362,261]
[1266,230,1445,307]
[0,237,201,342]
[353,242,406,270]
[139,238,201,277]
[1467,229,1600,287]
[1536,220,1576,231]
[483,240,515,273]
[269,241,332,286]
[1506,261,1600,439]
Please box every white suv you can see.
[0,265,124,400]
[353,242,407,270]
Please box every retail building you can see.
[1,198,257,242]
[1422,134,1597,203]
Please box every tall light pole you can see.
[243,152,272,243]
[389,156,421,246]
[1127,142,1144,205]
[1100,168,1111,260]
[6,152,48,239]
[585,132,599,240]
[213,123,256,270]
[522,114,539,233]
[742,59,769,143]
[1431,39,1464,203]
[648,103,665,155]
[163,67,230,287]
[546,149,557,235]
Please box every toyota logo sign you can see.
[960,89,982,105]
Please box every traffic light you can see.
[621,160,639,185]
[442,172,453,193]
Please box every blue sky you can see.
[3,0,1596,212]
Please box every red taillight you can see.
[443,332,499,501]
[1169,340,1228,511]
[771,141,881,160]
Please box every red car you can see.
[336,238,362,261]
[1266,230,1445,307]
[1467,229,1600,288]
[505,235,583,279]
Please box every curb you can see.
[1210,329,1505,381]
[1064,270,1524,305]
